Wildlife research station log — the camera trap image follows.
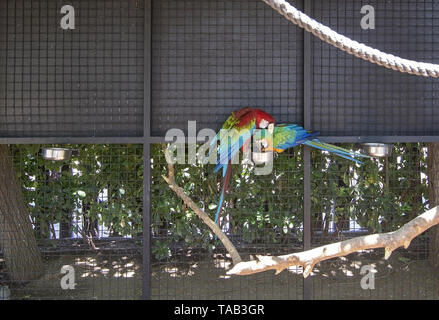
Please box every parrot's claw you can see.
[255,139,269,149]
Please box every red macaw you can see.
[209,107,275,226]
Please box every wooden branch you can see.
[227,206,439,277]
[162,147,242,265]
[160,145,439,275]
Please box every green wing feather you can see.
[272,126,295,150]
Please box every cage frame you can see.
[0,0,438,300]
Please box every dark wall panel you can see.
[0,0,144,138]
[1,0,439,140]
[151,0,304,136]
[311,0,439,137]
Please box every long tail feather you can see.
[214,161,232,225]
[304,140,369,164]
[313,139,369,158]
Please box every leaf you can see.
[75,190,86,198]
[398,257,411,264]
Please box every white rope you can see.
[263,0,439,78]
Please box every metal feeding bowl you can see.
[252,151,273,165]
[362,143,393,158]
[42,148,72,161]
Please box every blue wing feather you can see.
[214,124,255,175]
[272,124,368,163]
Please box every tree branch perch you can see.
[227,206,439,277]
[162,147,242,265]
[161,148,439,277]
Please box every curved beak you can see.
[268,123,274,134]
[256,138,274,152]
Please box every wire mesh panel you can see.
[0,0,144,138]
[1,0,439,302]
[150,144,303,299]
[0,144,143,299]
[151,0,304,136]
[308,143,438,299]
[310,0,439,137]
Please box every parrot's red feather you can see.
[254,109,275,125]
[232,107,253,119]
[235,108,275,128]
[237,111,257,128]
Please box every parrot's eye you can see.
[259,119,269,128]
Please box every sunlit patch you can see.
[287,266,304,275]
[75,257,97,267]
[164,267,178,275]
[101,268,110,275]
[213,254,232,270]
[163,266,195,277]
[213,258,231,269]
[342,268,354,277]
[114,271,135,278]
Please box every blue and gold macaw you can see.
[260,124,369,163]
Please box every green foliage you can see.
[12,143,430,259]
[12,144,143,239]
[310,143,429,235]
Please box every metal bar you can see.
[4,135,439,145]
[316,136,439,143]
[148,135,439,144]
[2,132,439,145]
[147,136,168,143]
[303,0,312,301]
[147,136,212,144]
[0,137,145,145]
[303,3,311,129]
[142,0,152,301]
[303,145,312,300]
[142,141,151,300]
[144,0,152,140]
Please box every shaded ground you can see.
[4,248,438,300]
[9,252,142,300]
